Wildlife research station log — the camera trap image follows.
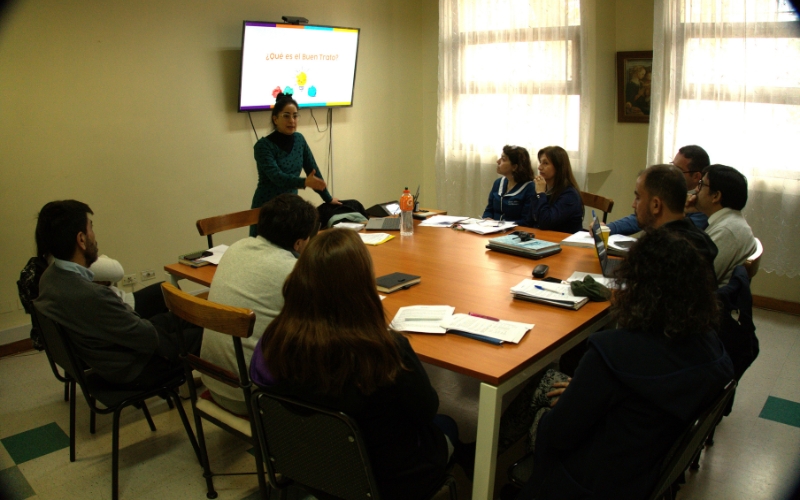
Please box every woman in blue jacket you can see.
[482,145,536,224]
[530,146,584,233]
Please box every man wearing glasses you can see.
[607,145,710,236]
[687,165,757,287]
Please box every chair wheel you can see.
[206,493,218,499]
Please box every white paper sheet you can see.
[198,244,229,265]
[441,313,533,344]
[418,215,469,227]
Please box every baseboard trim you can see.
[0,338,34,358]
[753,295,800,316]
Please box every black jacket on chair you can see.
[715,265,759,381]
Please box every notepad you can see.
[510,279,589,310]
[376,272,421,293]
[486,234,562,260]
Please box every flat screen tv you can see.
[238,21,361,111]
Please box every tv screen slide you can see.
[238,21,360,111]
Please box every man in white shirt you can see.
[200,194,319,414]
[688,164,757,287]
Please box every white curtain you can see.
[437,0,587,218]
[648,0,800,277]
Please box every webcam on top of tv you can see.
[282,16,309,25]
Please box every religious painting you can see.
[616,51,653,123]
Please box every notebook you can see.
[376,272,421,293]
[486,233,562,260]
[366,217,401,231]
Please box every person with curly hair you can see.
[512,228,733,500]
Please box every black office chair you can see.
[252,391,457,500]
[506,381,737,500]
[32,305,201,500]
[17,256,73,402]
[648,380,737,499]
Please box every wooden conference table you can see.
[165,222,613,500]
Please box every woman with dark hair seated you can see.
[250,229,467,500]
[482,145,536,223]
[529,146,584,233]
[513,228,733,500]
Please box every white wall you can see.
[0,0,431,331]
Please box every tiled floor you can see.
[0,308,798,499]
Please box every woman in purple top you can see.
[250,229,467,500]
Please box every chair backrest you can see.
[161,283,255,389]
[252,392,381,500]
[196,208,261,248]
[31,306,94,398]
[580,191,614,223]
[744,237,763,279]
[648,380,737,500]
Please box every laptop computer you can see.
[590,216,623,277]
[365,217,401,231]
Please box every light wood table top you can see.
[165,223,609,386]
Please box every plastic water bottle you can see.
[400,187,414,236]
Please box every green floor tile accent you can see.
[0,422,70,465]
[759,396,800,428]
[0,466,36,500]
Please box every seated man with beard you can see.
[33,200,201,388]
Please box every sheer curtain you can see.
[648,0,800,276]
[437,0,587,218]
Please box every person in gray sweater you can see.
[200,194,319,414]
[33,200,201,388]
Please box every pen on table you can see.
[469,312,500,321]
[534,285,565,296]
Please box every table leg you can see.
[472,382,502,500]
[167,273,181,288]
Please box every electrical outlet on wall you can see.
[122,274,137,286]
[141,270,156,281]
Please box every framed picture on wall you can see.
[616,51,653,123]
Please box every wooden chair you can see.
[252,391,457,500]
[32,305,200,500]
[580,191,614,223]
[196,208,260,248]
[160,283,269,499]
[744,238,763,279]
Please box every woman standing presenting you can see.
[250,229,468,500]
[250,93,339,236]
[530,146,584,233]
[482,145,536,224]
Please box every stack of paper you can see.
[359,233,394,246]
[510,279,589,310]
[333,222,366,231]
[457,219,518,234]
[441,313,532,344]
[418,215,469,227]
[389,305,455,334]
